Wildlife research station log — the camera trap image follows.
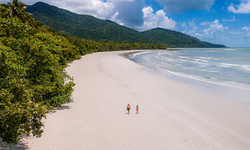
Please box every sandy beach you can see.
[20,50,250,149]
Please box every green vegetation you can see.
[26,2,154,43]
[0,0,34,26]
[66,37,166,54]
[0,17,76,144]
[26,2,226,48]
[141,28,225,48]
[0,0,166,145]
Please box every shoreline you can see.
[22,50,250,149]
[119,50,145,59]
[124,50,250,103]
[120,48,179,59]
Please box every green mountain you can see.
[26,2,226,48]
[142,28,214,48]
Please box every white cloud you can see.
[200,21,210,26]
[180,22,187,29]
[228,0,250,14]
[193,20,233,46]
[194,33,202,37]
[242,26,249,31]
[189,19,196,28]
[8,0,176,31]
[222,15,236,22]
[187,19,198,34]
[192,20,250,47]
[2,0,145,27]
[156,0,215,14]
[181,19,198,35]
[180,22,188,33]
[242,26,250,36]
[111,12,124,25]
[52,0,115,19]
[229,30,243,35]
[109,0,144,27]
[204,20,227,38]
[139,6,177,31]
[0,0,115,19]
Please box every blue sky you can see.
[2,0,250,47]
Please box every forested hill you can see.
[26,2,155,43]
[142,28,219,48]
[26,2,226,48]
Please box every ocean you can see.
[128,48,250,102]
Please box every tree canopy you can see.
[0,16,76,144]
[0,0,34,26]
[0,1,77,144]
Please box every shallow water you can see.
[129,48,250,102]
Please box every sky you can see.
[2,0,250,47]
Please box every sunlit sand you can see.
[26,51,250,150]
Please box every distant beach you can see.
[25,50,250,150]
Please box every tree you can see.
[0,5,10,18]
[0,42,48,144]
[0,7,76,143]
[0,0,34,26]
[0,17,31,37]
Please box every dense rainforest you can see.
[0,0,166,145]
[26,2,226,48]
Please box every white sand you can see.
[25,51,250,150]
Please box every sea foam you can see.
[129,48,250,91]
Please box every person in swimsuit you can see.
[127,104,130,114]
[136,105,139,114]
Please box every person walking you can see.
[127,104,130,114]
[136,105,139,114]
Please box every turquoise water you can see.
[129,48,250,91]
